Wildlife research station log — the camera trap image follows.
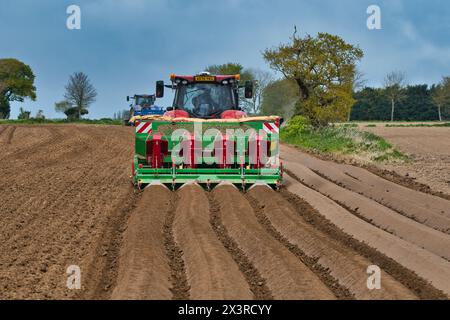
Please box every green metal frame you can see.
[132,120,282,189]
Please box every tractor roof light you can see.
[170,73,175,80]
[235,74,241,80]
[222,80,229,85]
[182,80,188,85]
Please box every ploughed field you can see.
[363,126,450,195]
[0,125,450,300]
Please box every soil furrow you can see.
[284,161,450,261]
[173,184,253,300]
[212,185,336,300]
[109,186,173,300]
[281,145,450,221]
[248,186,418,300]
[208,191,273,300]
[0,125,7,138]
[163,190,190,300]
[6,126,16,144]
[309,168,450,234]
[283,174,450,297]
[246,189,354,300]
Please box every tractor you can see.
[125,94,165,125]
[130,72,282,191]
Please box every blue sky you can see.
[1,0,449,118]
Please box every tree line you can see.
[351,75,450,121]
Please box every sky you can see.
[1,0,449,119]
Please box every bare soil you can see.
[363,126,450,195]
[1,124,449,300]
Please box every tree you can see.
[35,109,45,120]
[55,100,88,120]
[432,77,450,121]
[205,62,255,112]
[351,87,390,121]
[246,68,274,115]
[261,79,299,118]
[17,107,31,120]
[0,58,37,119]
[353,69,367,93]
[383,71,407,122]
[351,84,440,121]
[64,72,97,119]
[263,31,363,126]
[348,69,368,121]
[205,63,253,80]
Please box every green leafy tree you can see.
[0,58,37,119]
[351,87,391,121]
[351,84,440,121]
[64,72,97,119]
[35,109,45,120]
[55,100,88,120]
[205,62,253,80]
[384,71,407,122]
[261,79,299,118]
[432,77,450,121]
[204,62,255,112]
[17,107,31,120]
[246,68,274,115]
[263,31,363,126]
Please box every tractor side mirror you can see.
[244,81,253,99]
[156,81,164,98]
[126,96,130,102]
[166,107,173,112]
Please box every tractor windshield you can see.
[136,96,155,107]
[174,83,236,118]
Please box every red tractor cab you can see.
[156,72,253,120]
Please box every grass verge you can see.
[281,116,408,163]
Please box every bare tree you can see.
[246,69,274,114]
[353,69,367,93]
[384,71,407,122]
[64,72,97,119]
[348,69,367,121]
[432,77,450,122]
